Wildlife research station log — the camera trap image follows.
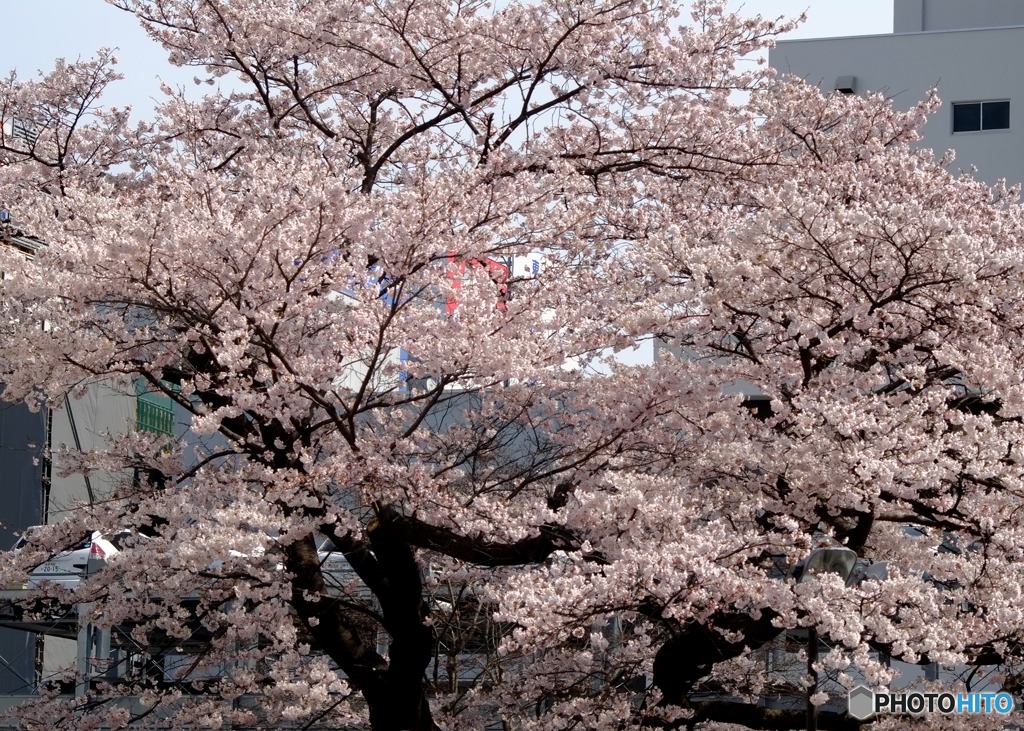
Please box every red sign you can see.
[446,254,509,314]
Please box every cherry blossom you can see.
[0,1,1022,729]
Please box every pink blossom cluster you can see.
[0,0,1020,729]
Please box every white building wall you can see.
[895,0,1024,32]
[44,381,135,685]
[49,380,136,522]
[770,25,1024,186]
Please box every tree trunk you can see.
[285,531,437,731]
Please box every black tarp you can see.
[0,399,45,694]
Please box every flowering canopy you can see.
[1,0,1024,729]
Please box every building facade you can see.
[770,0,1024,187]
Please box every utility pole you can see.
[807,625,818,731]
[791,548,859,731]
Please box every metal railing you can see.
[136,399,174,436]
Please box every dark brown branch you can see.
[380,508,576,567]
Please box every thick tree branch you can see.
[381,509,577,567]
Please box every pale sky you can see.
[0,1,894,121]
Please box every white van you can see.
[11,529,123,587]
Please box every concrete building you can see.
[770,0,1024,186]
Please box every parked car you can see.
[10,529,359,592]
[11,528,124,588]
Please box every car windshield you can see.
[12,530,97,553]
[107,531,133,550]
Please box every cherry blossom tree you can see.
[2,1,1024,730]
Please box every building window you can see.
[953,101,1010,133]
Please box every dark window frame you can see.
[952,100,1010,134]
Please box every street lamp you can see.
[792,548,858,731]
[792,547,858,585]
